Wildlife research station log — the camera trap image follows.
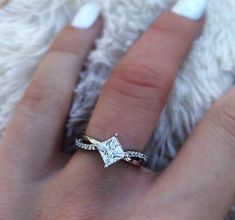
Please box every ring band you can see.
[75,133,148,168]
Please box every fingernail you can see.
[71,1,102,29]
[171,0,207,21]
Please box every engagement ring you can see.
[75,133,148,168]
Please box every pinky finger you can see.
[152,87,235,219]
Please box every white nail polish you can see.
[171,0,207,21]
[72,1,102,29]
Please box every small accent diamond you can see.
[97,135,125,168]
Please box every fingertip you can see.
[50,16,103,56]
[156,11,205,42]
[168,0,207,37]
[50,1,103,55]
[71,1,102,29]
[85,15,104,38]
[171,0,207,21]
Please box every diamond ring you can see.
[75,133,148,168]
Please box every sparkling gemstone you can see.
[97,135,125,168]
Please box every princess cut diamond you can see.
[97,135,125,168]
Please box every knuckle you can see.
[108,64,167,109]
[211,101,235,139]
[114,64,164,88]
[20,83,67,116]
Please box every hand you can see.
[0,1,234,219]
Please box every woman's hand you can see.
[0,1,234,219]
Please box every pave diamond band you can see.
[75,134,148,168]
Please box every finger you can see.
[150,87,235,219]
[0,2,103,174]
[0,0,8,8]
[69,0,206,171]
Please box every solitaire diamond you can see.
[97,135,125,168]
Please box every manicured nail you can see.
[71,1,102,29]
[171,0,207,21]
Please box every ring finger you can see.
[67,0,206,172]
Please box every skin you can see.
[0,12,235,220]
[0,0,8,8]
